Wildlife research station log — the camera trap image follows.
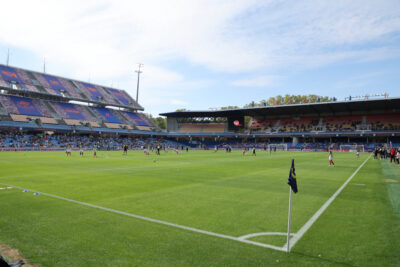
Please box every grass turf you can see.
[0,150,399,266]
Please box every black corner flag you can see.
[287,159,298,193]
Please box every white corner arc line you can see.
[283,154,372,251]
[0,182,285,252]
[238,232,295,241]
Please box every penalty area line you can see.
[0,182,285,252]
[283,153,372,251]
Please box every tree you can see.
[243,94,334,107]
[144,113,166,129]
[153,117,166,129]
[220,106,239,110]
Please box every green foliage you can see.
[152,117,166,129]
[144,113,166,129]
[216,94,334,111]
[0,151,398,266]
[242,94,334,108]
[220,106,239,110]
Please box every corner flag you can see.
[287,159,298,193]
[286,159,297,252]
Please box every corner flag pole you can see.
[287,186,293,252]
[286,158,297,253]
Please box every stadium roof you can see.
[160,97,400,118]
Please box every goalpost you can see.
[339,144,365,152]
[268,144,288,151]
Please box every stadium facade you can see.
[0,64,399,150]
[161,98,400,150]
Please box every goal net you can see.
[268,144,288,151]
[339,144,365,152]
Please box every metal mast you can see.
[6,49,10,66]
[135,63,143,103]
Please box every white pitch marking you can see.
[0,182,286,252]
[238,232,295,241]
[283,154,372,251]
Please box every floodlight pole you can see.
[6,48,10,66]
[287,187,293,253]
[135,63,143,103]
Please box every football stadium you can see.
[0,63,399,266]
[1,1,400,267]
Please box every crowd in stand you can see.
[1,132,400,161]
[250,114,400,133]
[0,132,177,151]
[370,122,400,131]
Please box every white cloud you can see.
[0,0,399,115]
[1,0,399,74]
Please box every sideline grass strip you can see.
[380,160,400,221]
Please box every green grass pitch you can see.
[0,150,399,266]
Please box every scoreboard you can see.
[227,116,244,131]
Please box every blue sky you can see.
[0,0,399,116]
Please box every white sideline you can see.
[283,154,372,251]
[0,182,285,252]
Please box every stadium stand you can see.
[30,98,53,118]
[1,64,400,154]
[279,116,320,132]
[121,111,151,127]
[0,95,20,114]
[201,123,226,133]
[52,102,88,121]
[15,68,41,92]
[250,118,278,132]
[74,82,113,104]
[250,115,366,132]
[0,95,156,131]
[106,88,135,106]
[0,65,28,91]
[10,114,58,124]
[0,64,160,133]
[6,95,43,117]
[323,115,362,131]
[0,64,142,108]
[177,123,203,133]
[91,107,121,123]
[89,107,137,129]
[175,123,226,133]
[367,113,400,131]
[36,73,81,98]
[0,131,190,152]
